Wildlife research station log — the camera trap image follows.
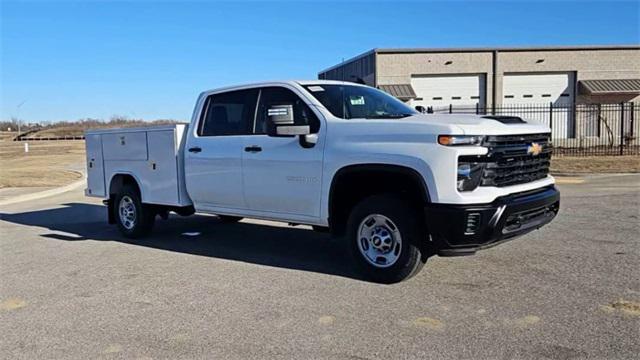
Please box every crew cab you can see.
[85,80,559,283]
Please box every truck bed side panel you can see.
[102,132,148,161]
[86,125,192,207]
[85,134,106,197]
[146,130,180,205]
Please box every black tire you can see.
[217,215,243,223]
[346,194,429,283]
[114,184,155,238]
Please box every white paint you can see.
[85,134,105,197]
[502,72,575,138]
[85,125,192,207]
[410,74,486,111]
[86,80,554,227]
[24,143,29,153]
[502,73,574,105]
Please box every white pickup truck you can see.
[85,80,559,283]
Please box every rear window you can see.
[198,89,258,136]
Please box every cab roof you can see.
[201,80,368,95]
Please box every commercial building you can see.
[318,45,640,109]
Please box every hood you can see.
[405,113,551,136]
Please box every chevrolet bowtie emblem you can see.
[527,142,543,156]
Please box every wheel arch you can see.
[108,172,143,198]
[327,164,431,236]
[107,173,144,224]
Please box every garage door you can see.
[411,74,486,112]
[503,73,574,105]
[503,73,575,138]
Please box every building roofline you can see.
[374,44,640,54]
[317,49,376,75]
[318,44,640,74]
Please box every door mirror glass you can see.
[275,125,310,136]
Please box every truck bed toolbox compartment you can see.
[102,132,148,161]
[84,125,191,207]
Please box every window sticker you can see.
[268,107,289,116]
[349,95,365,105]
[307,86,325,92]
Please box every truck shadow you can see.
[0,203,367,280]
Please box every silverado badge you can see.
[527,142,543,156]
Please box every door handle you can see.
[244,145,262,153]
[188,147,202,153]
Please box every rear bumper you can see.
[425,186,559,256]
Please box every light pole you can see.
[16,100,27,135]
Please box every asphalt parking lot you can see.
[1,174,639,359]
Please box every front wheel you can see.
[114,185,155,238]
[346,194,428,283]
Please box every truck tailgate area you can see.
[85,124,191,207]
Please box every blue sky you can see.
[1,0,638,123]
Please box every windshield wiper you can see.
[364,113,415,119]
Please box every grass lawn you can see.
[551,156,640,174]
[0,135,85,188]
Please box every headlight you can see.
[457,161,484,191]
[438,135,484,146]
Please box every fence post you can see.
[620,102,625,155]
[630,102,635,137]
[449,104,453,114]
[597,104,601,137]
[549,102,553,137]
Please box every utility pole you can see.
[16,100,27,135]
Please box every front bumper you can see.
[425,185,560,256]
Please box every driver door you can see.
[241,86,325,220]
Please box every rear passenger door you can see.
[184,88,258,211]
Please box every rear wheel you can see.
[114,185,155,238]
[346,194,428,283]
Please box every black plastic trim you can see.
[327,164,431,233]
[426,186,560,256]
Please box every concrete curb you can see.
[0,172,86,207]
[551,172,637,177]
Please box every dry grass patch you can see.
[0,137,85,188]
[551,156,640,174]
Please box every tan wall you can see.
[375,49,640,105]
[376,52,495,105]
[496,49,640,103]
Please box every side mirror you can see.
[266,104,311,137]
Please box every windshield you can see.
[302,84,417,119]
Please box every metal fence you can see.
[428,102,639,156]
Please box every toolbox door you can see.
[85,134,106,197]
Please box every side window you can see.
[198,89,258,136]
[255,87,320,134]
